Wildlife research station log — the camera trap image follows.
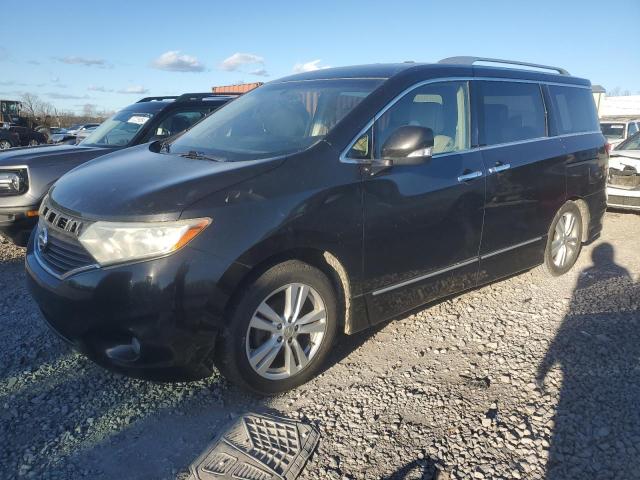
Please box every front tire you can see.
[540,201,583,277]
[216,260,338,395]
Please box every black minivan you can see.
[26,57,607,394]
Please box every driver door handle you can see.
[488,163,511,174]
[457,170,483,182]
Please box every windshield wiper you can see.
[179,150,221,161]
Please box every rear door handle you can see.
[488,163,511,174]
[457,170,483,182]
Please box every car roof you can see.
[119,97,230,114]
[272,62,591,87]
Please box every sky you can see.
[1,0,639,114]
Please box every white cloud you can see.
[88,85,113,93]
[55,56,106,67]
[152,50,205,72]
[47,92,90,100]
[249,68,269,77]
[117,85,149,94]
[221,53,264,72]
[293,59,330,73]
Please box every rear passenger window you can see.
[478,81,546,146]
[374,81,469,156]
[547,85,599,135]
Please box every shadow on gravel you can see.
[537,243,640,479]
[384,457,441,479]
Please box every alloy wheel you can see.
[28,139,39,146]
[245,283,327,380]
[0,140,10,150]
[551,212,580,268]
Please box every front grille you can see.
[36,199,96,277]
[38,232,95,275]
[608,194,640,207]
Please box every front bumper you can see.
[25,232,243,381]
[607,172,640,211]
[0,205,39,246]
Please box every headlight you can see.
[78,218,211,266]
[0,168,28,195]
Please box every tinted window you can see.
[144,109,210,141]
[628,123,638,136]
[548,85,599,135]
[169,79,382,162]
[373,81,470,156]
[478,81,546,146]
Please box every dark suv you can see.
[0,93,233,245]
[26,57,607,394]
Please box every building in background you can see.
[593,85,640,119]
[211,82,263,95]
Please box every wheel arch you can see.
[568,196,590,242]
[221,246,360,336]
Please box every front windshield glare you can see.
[81,111,153,146]
[168,79,382,161]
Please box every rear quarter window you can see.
[548,85,599,135]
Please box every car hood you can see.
[49,144,285,222]
[610,151,640,170]
[0,143,113,168]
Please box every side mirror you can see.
[381,126,434,165]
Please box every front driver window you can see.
[373,81,470,157]
[149,110,208,141]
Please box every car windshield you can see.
[80,111,153,147]
[616,132,640,151]
[600,123,626,140]
[167,79,383,161]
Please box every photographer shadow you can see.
[537,243,640,479]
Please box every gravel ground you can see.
[1,211,639,480]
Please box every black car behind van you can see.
[25,57,607,394]
[0,93,232,246]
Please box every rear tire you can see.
[215,260,338,395]
[539,201,583,277]
[0,140,11,150]
[28,139,39,147]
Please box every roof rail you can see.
[136,96,179,103]
[438,56,570,76]
[175,92,241,103]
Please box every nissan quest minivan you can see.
[26,57,607,394]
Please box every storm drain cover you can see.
[188,412,319,480]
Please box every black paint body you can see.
[25,63,607,379]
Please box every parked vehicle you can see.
[48,127,76,144]
[6,122,48,146]
[0,93,233,245]
[607,131,640,210]
[0,128,20,150]
[25,57,607,394]
[65,123,100,136]
[600,119,640,148]
[74,125,99,143]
